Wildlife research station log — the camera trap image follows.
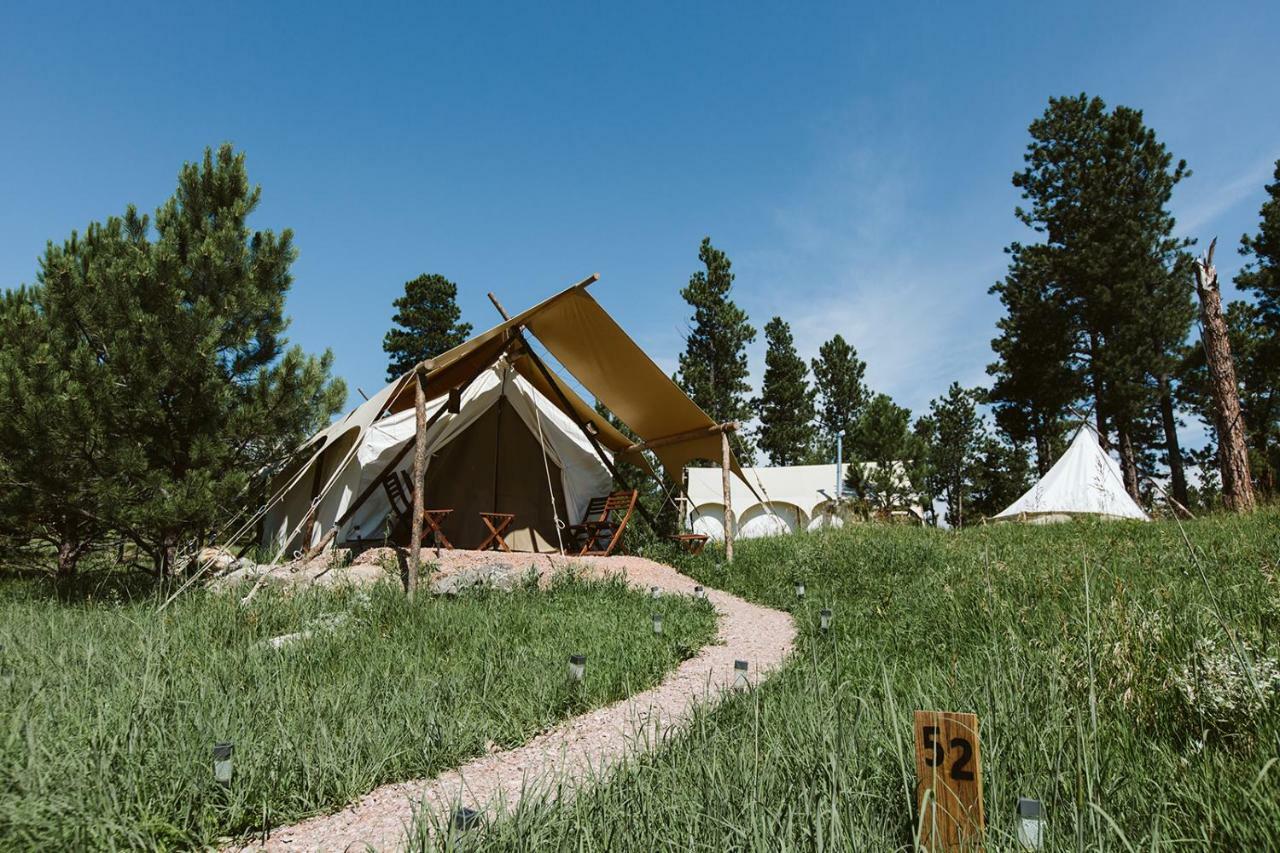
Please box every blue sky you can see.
[3,1,1278,448]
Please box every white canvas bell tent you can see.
[992,424,1149,523]
[263,360,612,553]
[256,274,754,558]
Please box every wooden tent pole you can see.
[622,421,739,455]
[407,363,430,599]
[721,430,734,562]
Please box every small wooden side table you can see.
[478,512,516,552]
[668,533,710,555]
[422,509,454,549]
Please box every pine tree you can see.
[676,237,756,462]
[383,273,473,381]
[987,243,1079,473]
[919,383,985,527]
[810,333,868,459]
[968,434,1033,520]
[1234,159,1280,495]
[752,317,815,466]
[842,394,926,515]
[1001,93,1193,497]
[0,145,346,576]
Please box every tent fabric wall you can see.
[262,362,611,552]
[993,425,1149,522]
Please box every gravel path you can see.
[236,552,795,852]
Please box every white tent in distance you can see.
[993,424,1149,523]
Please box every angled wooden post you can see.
[407,362,431,598]
[721,430,734,562]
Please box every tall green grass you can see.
[0,571,716,850]
[465,513,1280,851]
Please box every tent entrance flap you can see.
[417,403,569,552]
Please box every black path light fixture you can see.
[733,659,749,690]
[650,585,661,599]
[1017,797,1044,849]
[820,608,832,633]
[453,806,483,832]
[568,653,586,682]
[794,579,806,599]
[213,742,234,786]
[652,612,664,635]
[693,585,705,600]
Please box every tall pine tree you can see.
[998,93,1192,498]
[0,145,345,576]
[383,273,472,381]
[676,237,756,462]
[753,317,816,465]
[810,333,869,460]
[1234,159,1280,494]
[918,383,985,527]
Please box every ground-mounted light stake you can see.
[1017,797,1043,849]
[213,742,233,786]
[568,654,586,682]
[650,585,661,599]
[820,608,832,633]
[652,613,664,635]
[734,659,749,690]
[795,580,806,599]
[693,585,705,599]
[453,806,482,831]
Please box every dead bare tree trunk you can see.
[1193,239,1256,513]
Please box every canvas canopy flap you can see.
[521,287,749,483]
[993,425,1149,522]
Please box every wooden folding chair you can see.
[566,490,638,556]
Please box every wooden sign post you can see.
[914,710,985,851]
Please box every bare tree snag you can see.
[1193,239,1256,513]
[408,363,429,597]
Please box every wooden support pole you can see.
[1193,239,1256,513]
[622,421,739,455]
[407,364,430,598]
[721,430,734,562]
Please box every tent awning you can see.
[373,275,743,484]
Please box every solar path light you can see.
[795,580,806,599]
[1017,797,1043,849]
[652,613,663,635]
[820,608,832,633]
[650,585,661,599]
[213,742,233,786]
[734,659,749,690]
[568,654,585,682]
[453,806,482,831]
[693,585,705,599]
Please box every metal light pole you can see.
[835,430,844,502]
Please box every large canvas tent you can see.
[992,425,1149,523]
[260,275,751,555]
[685,462,924,540]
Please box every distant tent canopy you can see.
[262,275,752,554]
[992,425,1149,523]
[684,462,923,541]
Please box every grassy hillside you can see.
[0,572,716,851]
[472,513,1280,851]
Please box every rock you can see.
[198,546,238,573]
[429,563,525,596]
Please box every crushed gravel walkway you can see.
[236,552,796,852]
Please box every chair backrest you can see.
[383,474,411,516]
